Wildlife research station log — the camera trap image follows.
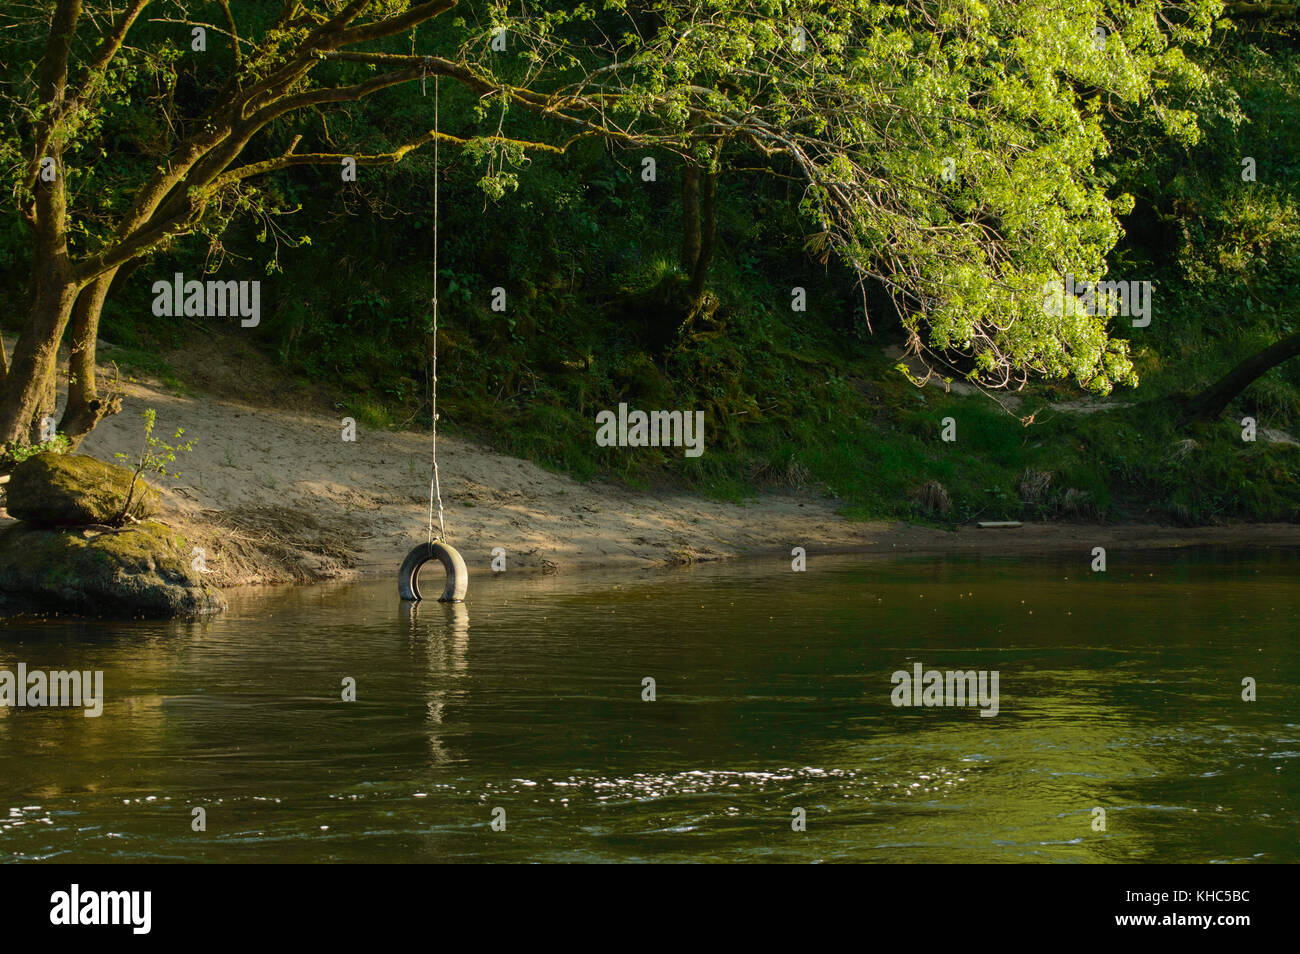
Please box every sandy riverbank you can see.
[2,338,1296,588]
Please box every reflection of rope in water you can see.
[399,600,470,764]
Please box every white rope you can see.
[427,72,446,547]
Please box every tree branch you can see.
[217,0,241,75]
[76,0,150,93]
[23,0,82,233]
[315,51,658,148]
[220,129,568,185]
[334,0,459,46]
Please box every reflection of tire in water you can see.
[398,542,468,602]
[400,597,470,643]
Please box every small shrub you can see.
[1058,487,1099,520]
[1,434,71,470]
[913,479,951,515]
[1017,469,1053,505]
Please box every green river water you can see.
[1,548,1296,863]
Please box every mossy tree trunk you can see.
[681,151,720,316]
[0,276,81,447]
[0,0,80,447]
[62,270,122,450]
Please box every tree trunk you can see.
[1185,329,1300,419]
[61,269,122,450]
[0,271,80,448]
[682,164,702,273]
[30,368,58,445]
[688,169,717,309]
[3,0,78,449]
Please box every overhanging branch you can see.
[220,130,569,184]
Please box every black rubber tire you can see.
[398,542,468,602]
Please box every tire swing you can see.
[398,541,467,603]
[399,72,466,604]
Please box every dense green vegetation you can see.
[2,3,1297,524]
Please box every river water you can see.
[1,548,1296,863]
